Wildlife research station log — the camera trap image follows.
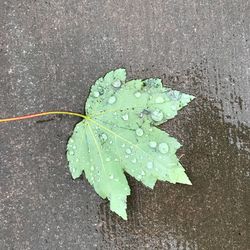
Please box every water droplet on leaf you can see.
[134,91,141,98]
[135,128,144,137]
[112,80,121,88]
[122,114,129,121]
[147,162,153,169]
[93,91,100,97]
[158,143,169,154]
[108,96,116,104]
[151,109,164,122]
[125,148,132,154]
[149,141,157,148]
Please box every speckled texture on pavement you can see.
[0,1,249,249]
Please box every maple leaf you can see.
[67,68,195,220]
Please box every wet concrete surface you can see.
[0,0,249,249]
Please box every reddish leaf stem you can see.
[0,111,87,123]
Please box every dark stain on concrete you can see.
[1,0,249,249]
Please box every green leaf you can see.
[67,68,195,220]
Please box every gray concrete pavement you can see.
[1,0,249,249]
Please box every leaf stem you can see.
[0,111,88,123]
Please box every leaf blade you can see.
[67,68,194,219]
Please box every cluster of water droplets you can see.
[92,85,105,99]
[131,87,166,123]
[148,140,169,154]
[99,133,108,143]
[106,80,124,105]
[67,138,82,176]
[87,79,176,186]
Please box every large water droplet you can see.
[149,141,157,148]
[108,96,116,104]
[121,144,125,148]
[134,91,141,98]
[135,128,144,137]
[132,158,137,163]
[122,113,129,121]
[112,80,121,88]
[106,157,111,162]
[151,109,164,122]
[109,174,114,179]
[158,143,169,154]
[93,91,100,97]
[155,96,165,104]
[69,138,74,143]
[125,148,132,154]
[147,161,153,169]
